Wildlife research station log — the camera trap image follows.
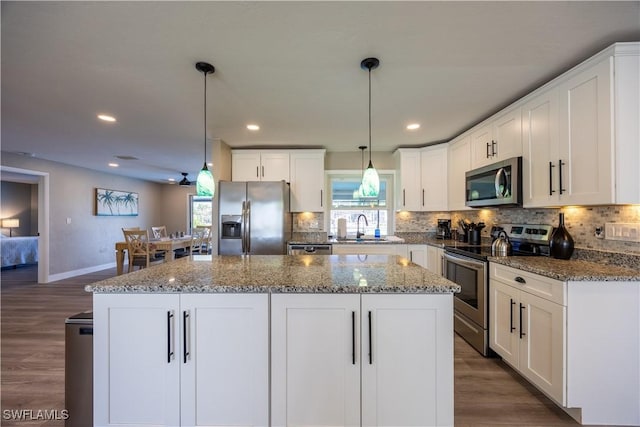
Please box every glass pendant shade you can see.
[361,160,380,198]
[196,163,215,197]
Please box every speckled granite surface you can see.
[86,255,460,294]
[489,256,640,281]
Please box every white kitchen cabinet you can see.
[426,245,444,276]
[489,264,566,405]
[94,293,269,427]
[271,294,361,427]
[394,146,448,212]
[447,135,471,211]
[289,149,325,212]
[331,244,407,257]
[523,43,639,207]
[470,107,522,169]
[406,244,427,268]
[420,145,448,211]
[271,293,454,427]
[232,150,290,182]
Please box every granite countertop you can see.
[86,254,460,294]
[489,256,640,282]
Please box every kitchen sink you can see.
[336,237,387,242]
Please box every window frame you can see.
[324,170,395,237]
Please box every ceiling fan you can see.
[178,172,192,186]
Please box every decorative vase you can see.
[549,213,574,259]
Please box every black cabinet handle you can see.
[320,189,323,207]
[261,165,265,177]
[549,162,556,195]
[368,311,373,365]
[422,189,425,206]
[510,299,516,332]
[491,140,497,156]
[167,311,174,363]
[558,159,566,194]
[351,311,356,365]
[519,304,526,339]
[486,142,491,158]
[403,189,406,206]
[256,166,259,178]
[183,311,190,363]
[514,276,526,284]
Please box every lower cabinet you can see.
[271,293,454,427]
[406,244,427,268]
[426,246,444,276]
[94,293,269,427]
[489,264,566,405]
[332,243,408,257]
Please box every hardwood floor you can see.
[1,264,581,426]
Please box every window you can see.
[189,195,212,231]
[327,172,393,237]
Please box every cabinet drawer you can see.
[490,263,566,306]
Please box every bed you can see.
[1,236,39,267]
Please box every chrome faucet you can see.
[356,214,368,239]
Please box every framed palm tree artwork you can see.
[95,188,139,216]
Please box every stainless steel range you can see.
[443,223,553,356]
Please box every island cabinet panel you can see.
[180,294,269,427]
[94,293,269,427]
[270,294,361,427]
[361,294,454,427]
[271,293,454,427]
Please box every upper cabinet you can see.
[523,43,639,207]
[394,145,448,212]
[232,150,290,182]
[470,107,522,169]
[447,135,471,211]
[289,149,326,212]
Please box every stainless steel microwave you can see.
[465,157,522,207]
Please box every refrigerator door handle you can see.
[241,201,247,253]
[246,200,251,253]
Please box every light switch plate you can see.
[605,223,640,242]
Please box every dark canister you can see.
[549,213,574,259]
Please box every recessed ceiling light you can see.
[98,114,116,122]
[247,124,260,131]
[207,162,213,167]
[168,178,176,182]
[108,162,119,167]
[406,123,421,130]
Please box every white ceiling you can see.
[2,1,639,183]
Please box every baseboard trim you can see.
[47,262,116,283]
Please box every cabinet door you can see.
[407,244,427,268]
[395,150,422,211]
[470,123,494,168]
[492,107,522,161]
[332,244,406,256]
[518,291,566,405]
[260,151,290,181]
[426,246,444,276]
[522,88,560,207]
[232,151,261,181]
[94,294,181,427]
[421,145,448,211]
[180,294,269,427]
[448,136,471,211]
[361,294,454,427]
[290,150,325,212]
[489,280,520,367]
[271,294,361,427]
[557,57,613,205]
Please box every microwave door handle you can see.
[494,168,509,198]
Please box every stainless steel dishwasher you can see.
[65,311,93,427]
[287,244,332,255]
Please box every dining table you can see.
[114,236,193,275]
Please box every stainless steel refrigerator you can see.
[218,181,291,255]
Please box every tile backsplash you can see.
[396,205,640,255]
[296,206,640,255]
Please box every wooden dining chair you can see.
[151,226,168,239]
[122,229,165,272]
[190,227,211,255]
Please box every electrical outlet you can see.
[604,223,640,242]
[594,227,605,239]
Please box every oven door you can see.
[443,252,487,328]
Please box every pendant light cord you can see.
[368,67,372,163]
[203,70,207,165]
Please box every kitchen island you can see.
[87,254,459,427]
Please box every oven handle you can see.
[443,252,485,271]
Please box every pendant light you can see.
[360,57,380,198]
[353,145,367,199]
[195,61,216,197]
